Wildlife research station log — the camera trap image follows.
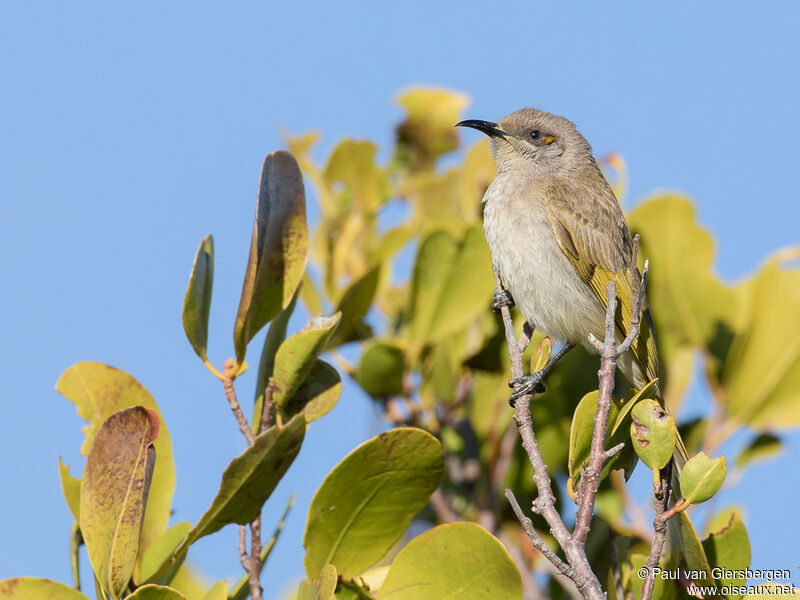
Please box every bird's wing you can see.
[543,175,659,384]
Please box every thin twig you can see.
[239,525,250,570]
[641,467,674,600]
[223,358,255,445]
[70,521,82,591]
[250,516,263,600]
[505,488,575,580]
[260,379,275,433]
[220,357,263,599]
[429,488,460,524]
[494,269,605,600]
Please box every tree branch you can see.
[220,357,263,600]
[223,358,255,445]
[494,269,605,600]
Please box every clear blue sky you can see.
[1,2,798,598]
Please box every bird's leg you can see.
[492,288,515,313]
[508,342,576,405]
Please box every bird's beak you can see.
[455,119,509,138]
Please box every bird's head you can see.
[457,108,592,175]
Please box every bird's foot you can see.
[492,289,515,313]
[508,372,547,406]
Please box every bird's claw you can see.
[492,289,515,312]
[508,372,546,406]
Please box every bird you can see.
[457,109,658,402]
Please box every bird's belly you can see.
[483,200,605,345]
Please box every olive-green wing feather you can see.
[543,176,659,385]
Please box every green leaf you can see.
[303,428,444,578]
[0,577,90,600]
[721,250,800,427]
[378,522,523,600]
[407,227,494,353]
[408,230,458,353]
[182,234,214,361]
[202,581,227,600]
[298,580,319,600]
[530,337,552,373]
[184,414,305,547]
[324,140,388,212]
[735,434,782,470]
[628,195,735,356]
[272,313,340,416]
[395,87,470,171]
[138,521,192,584]
[126,584,189,600]
[253,291,299,433]
[328,265,380,347]
[279,359,341,424]
[56,361,176,575]
[233,150,309,363]
[702,510,751,597]
[317,564,338,600]
[627,554,671,600]
[80,406,160,599]
[355,341,405,398]
[675,512,715,587]
[570,391,615,479]
[426,225,494,343]
[629,398,676,470]
[680,452,726,504]
[58,457,81,522]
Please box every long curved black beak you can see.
[455,119,508,138]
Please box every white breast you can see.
[482,175,606,346]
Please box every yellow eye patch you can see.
[543,135,556,145]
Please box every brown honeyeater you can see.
[457,108,687,465]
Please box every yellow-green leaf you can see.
[735,434,782,471]
[303,428,444,578]
[280,359,342,424]
[680,452,726,504]
[58,457,81,522]
[355,341,405,399]
[253,291,299,434]
[182,234,214,361]
[0,577,90,600]
[126,584,188,600]
[328,266,380,347]
[272,314,341,414]
[408,230,458,353]
[378,522,523,600]
[628,195,734,356]
[629,398,676,470]
[80,406,160,599]
[324,140,388,213]
[138,521,192,584]
[627,554,672,600]
[395,87,470,171]
[201,581,227,600]
[317,564,338,600]
[183,414,305,547]
[721,250,800,428]
[569,391,632,484]
[56,361,176,573]
[234,150,309,362]
[675,512,715,587]
[426,226,494,343]
[530,337,552,373]
[702,510,751,598]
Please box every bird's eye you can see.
[529,130,541,141]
